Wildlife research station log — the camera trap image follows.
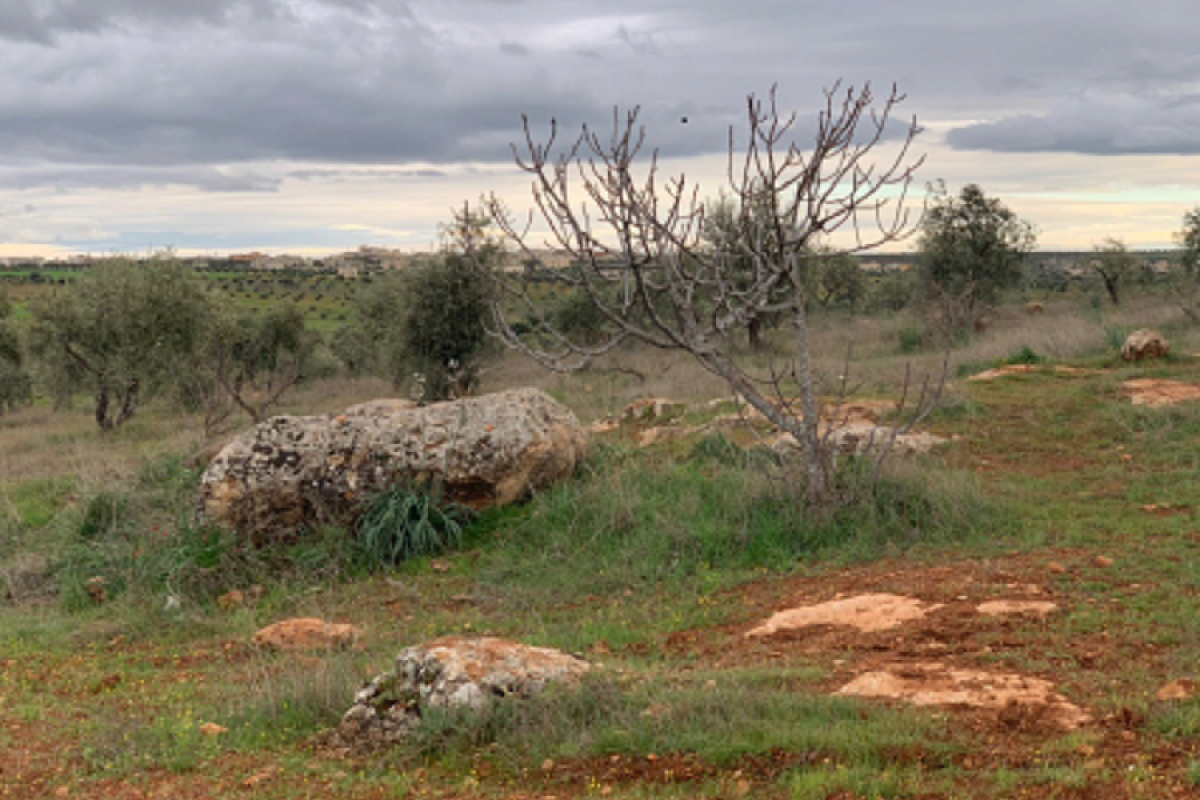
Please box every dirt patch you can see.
[1122,378,1200,406]
[745,593,943,637]
[836,662,1091,731]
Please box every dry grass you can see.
[3,291,1195,490]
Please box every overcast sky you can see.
[1,0,1198,256]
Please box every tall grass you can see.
[474,440,1000,605]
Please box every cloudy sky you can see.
[1,0,1198,256]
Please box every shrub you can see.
[1005,345,1044,366]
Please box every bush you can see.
[1005,345,1044,366]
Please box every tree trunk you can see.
[1103,275,1121,306]
[790,270,829,507]
[747,317,762,350]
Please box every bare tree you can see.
[474,84,926,506]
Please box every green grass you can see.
[8,294,1200,796]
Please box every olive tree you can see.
[918,183,1036,339]
[472,84,927,506]
[182,302,320,435]
[0,291,32,413]
[400,209,497,402]
[29,258,210,431]
[341,210,496,402]
[1173,207,1200,320]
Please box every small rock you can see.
[85,576,108,603]
[218,590,246,610]
[976,600,1058,617]
[1156,678,1198,702]
[1094,555,1114,568]
[252,618,363,651]
[243,767,279,787]
[1048,562,1068,575]
[199,722,228,737]
[1121,329,1169,362]
[333,637,590,753]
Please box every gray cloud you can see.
[0,0,1198,197]
[0,164,281,192]
[947,90,1200,155]
[288,167,447,180]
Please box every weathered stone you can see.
[1121,328,1169,361]
[395,636,591,710]
[252,618,363,651]
[332,636,590,752]
[198,388,589,541]
[621,397,686,424]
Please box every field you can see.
[3,291,1200,799]
[0,267,358,331]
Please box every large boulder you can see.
[333,636,590,751]
[1122,328,1169,361]
[198,388,589,541]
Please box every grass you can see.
[7,289,1200,797]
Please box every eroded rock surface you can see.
[198,388,589,540]
[976,600,1058,617]
[746,593,943,637]
[333,637,590,751]
[837,662,1090,731]
[1123,378,1200,407]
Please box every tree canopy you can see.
[29,258,211,430]
[918,183,1036,336]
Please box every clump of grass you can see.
[352,483,472,570]
[76,491,131,540]
[1152,698,1200,740]
[219,651,369,751]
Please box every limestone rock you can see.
[198,388,589,541]
[1123,378,1200,406]
[394,636,591,710]
[253,618,363,651]
[621,397,686,424]
[1121,328,1169,361]
[837,662,1090,731]
[747,594,942,637]
[333,636,589,752]
[1156,678,1197,702]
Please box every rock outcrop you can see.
[1121,329,1169,361]
[333,637,590,751]
[198,388,589,541]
